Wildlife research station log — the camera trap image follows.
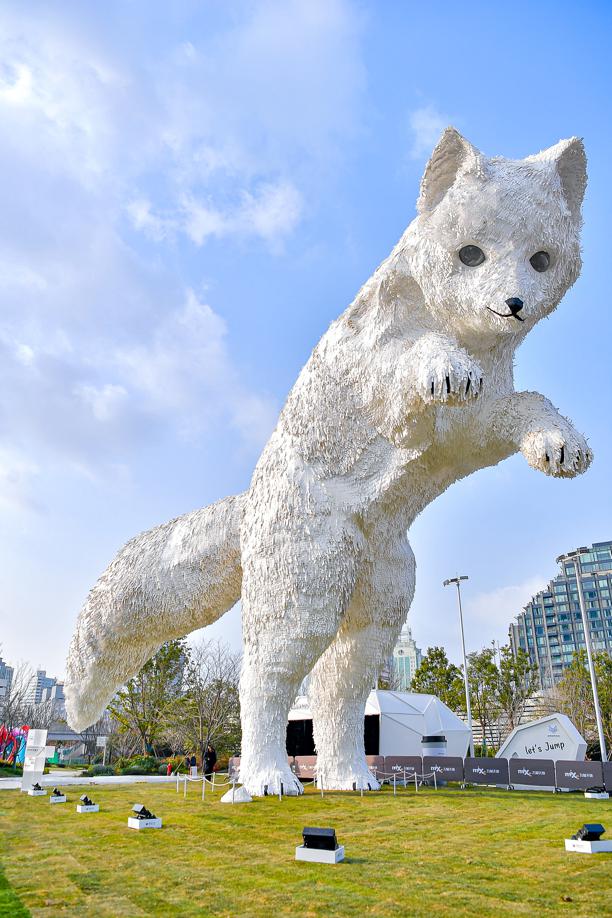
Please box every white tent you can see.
[288,689,471,758]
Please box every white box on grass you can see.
[584,791,609,799]
[128,816,162,830]
[27,789,47,797]
[50,795,66,804]
[76,804,99,813]
[565,838,612,854]
[295,845,345,864]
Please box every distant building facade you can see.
[509,540,612,688]
[391,623,422,691]
[26,669,63,706]
[0,656,13,700]
[41,680,66,717]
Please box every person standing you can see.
[190,754,198,777]
[203,744,217,779]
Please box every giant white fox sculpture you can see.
[66,128,591,795]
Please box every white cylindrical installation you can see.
[421,734,447,757]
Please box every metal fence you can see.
[228,755,612,791]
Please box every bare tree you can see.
[77,711,113,763]
[173,639,241,763]
[22,697,59,730]
[497,645,538,737]
[0,661,36,732]
[104,715,140,761]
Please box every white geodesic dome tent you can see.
[365,690,471,757]
[288,689,471,758]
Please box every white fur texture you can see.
[65,129,591,796]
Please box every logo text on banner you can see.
[423,756,464,782]
[555,759,603,791]
[464,756,509,785]
[508,757,556,787]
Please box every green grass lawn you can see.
[1,782,610,917]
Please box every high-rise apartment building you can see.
[391,623,422,691]
[0,656,14,700]
[26,669,60,705]
[509,540,612,688]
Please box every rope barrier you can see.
[175,766,441,801]
[176,772,236,797]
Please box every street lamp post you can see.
[443,575,475,758]
[564,550,608,763]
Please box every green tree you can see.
[555,650,612,751]
[411,647,464,711]
[595,652,612,752]
[554,650,595,741]
[108,640,188,755]
[497,645,538,735]
[467,647,501,751]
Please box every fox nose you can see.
[505,297,523,314]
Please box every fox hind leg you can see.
[309,530,415,790]
[238,517,363,796]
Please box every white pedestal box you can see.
[565,838,612,854]
[295,845,345,864]
[28,789,47,796]
[76,804,99,813]
[584,791,609,799]
[50,795,66,804]
[128,817,162,830]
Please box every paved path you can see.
[0,775,180,791]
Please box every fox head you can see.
[398,127,587,345]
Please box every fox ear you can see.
[417,127,483,213]
[533,137,587,219]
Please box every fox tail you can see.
[64,492,245,731]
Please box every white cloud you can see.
[180,198,228,246]
[409,105,450,159]
[115,289,278,446]
[139,0,362,243]
[76,383,128,422]
[167,180,303,248]
[0,61,33,105]
[241,181,303,244]
[0,447,40,512]
[15,344,35,366]
[0,1,364,509]
[464,576,549,650]
[126,198,172,242]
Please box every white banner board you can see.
[21,729,54,792]
[496,714,586,763]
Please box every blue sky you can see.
[1,0,611,677]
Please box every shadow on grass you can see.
[0,862,31,917]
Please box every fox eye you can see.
[458,245,485,267]
[530,251,550,272]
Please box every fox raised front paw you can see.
[521,427,593,478]
[415,348,483,405]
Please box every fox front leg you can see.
[408,333,483,405]
[366,332,484,448]
[492,391,593,478]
